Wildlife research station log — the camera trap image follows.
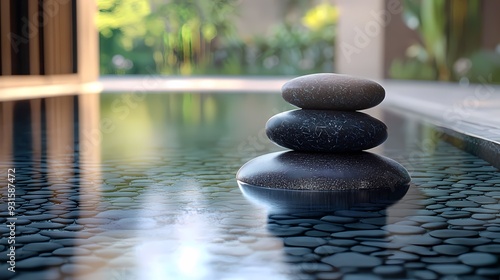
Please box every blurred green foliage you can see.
[97,0,337,75]
[390,0,500,83]
[98,0,237,75]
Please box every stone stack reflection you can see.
[237,73,411,211]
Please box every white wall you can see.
[335,0,396,80]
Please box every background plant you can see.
[97,0,337,75]
[390,0,500,83]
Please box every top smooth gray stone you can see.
[281,73,385,110]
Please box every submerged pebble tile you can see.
[321,252,382,268]
[458,252,498,266]
[4,122,500,280]
[427,264,473,275]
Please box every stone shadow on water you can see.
[239,179,411,279]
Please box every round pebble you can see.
[427,264,473,275]
[299,262,333,273]
[316,272,343,280]
[16,234,50,243]
[409,216,446,223]
[313,224,345,233]
[284,247,311,256]
[429,229,478,238]
[446,201,479,208]
[328,239,358,247]
[305,230,331,237]
[284,236,327,248]
[344,274,382,280]
[22,242,63,253]
[382,225,425,235]
[344,222,378,230]
[321,216,356,224]
[314,245,347,255]
[411,270,438,279]
[321,252,382,268]
[392,234,441,246]
[266,110,387,152]
[361,241,403,250]
[441,210,472,218]
[60,263,93,275]
[401,245,437,256]
[387,251,419,261]
[432,244,469,256]
[444,237,490,246]
[474,244,500,253]
[448,218,485,226]
[458,252,498,266]
[477,267,500,276]
[281,73,385,110]
[422,222,448,229]
[237,151,410,191]
[52,247,92,256]
[335,210,382,218]
[351,245,379,253]
[472,214,495,220]
[373,265,404,276]
[17,256,65,269]
[463,207,497,214]
[467,196,497,204]
[332,230,387,238]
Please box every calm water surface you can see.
[0,93,499,279]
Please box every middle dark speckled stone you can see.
[266,109,387,152]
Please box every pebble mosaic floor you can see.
[0,93,499,279]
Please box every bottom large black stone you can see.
[237,151,411,213]
[236,151,411,191]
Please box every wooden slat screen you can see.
[0,0,76,76]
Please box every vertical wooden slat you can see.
[30,99,42,179]
[46,96,74,184]
[0,102,14,163]
[43,0,54,74]
[0,1,12,75]
[45,96,75,219]
[71,0,77,73]
[28,0,40,75]
[10,0,30,75]
[78,93,102,213]
[38,0,45,75]
[60,0,72,74]
[77,0,99,82]
[53,0,60,73]
[0,2,2,76]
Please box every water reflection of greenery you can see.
[390,0,500,83]
[99,93,290,158]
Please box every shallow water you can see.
[0,93,499,279]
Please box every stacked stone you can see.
[237,73,410,193]
[267,73,387,153]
